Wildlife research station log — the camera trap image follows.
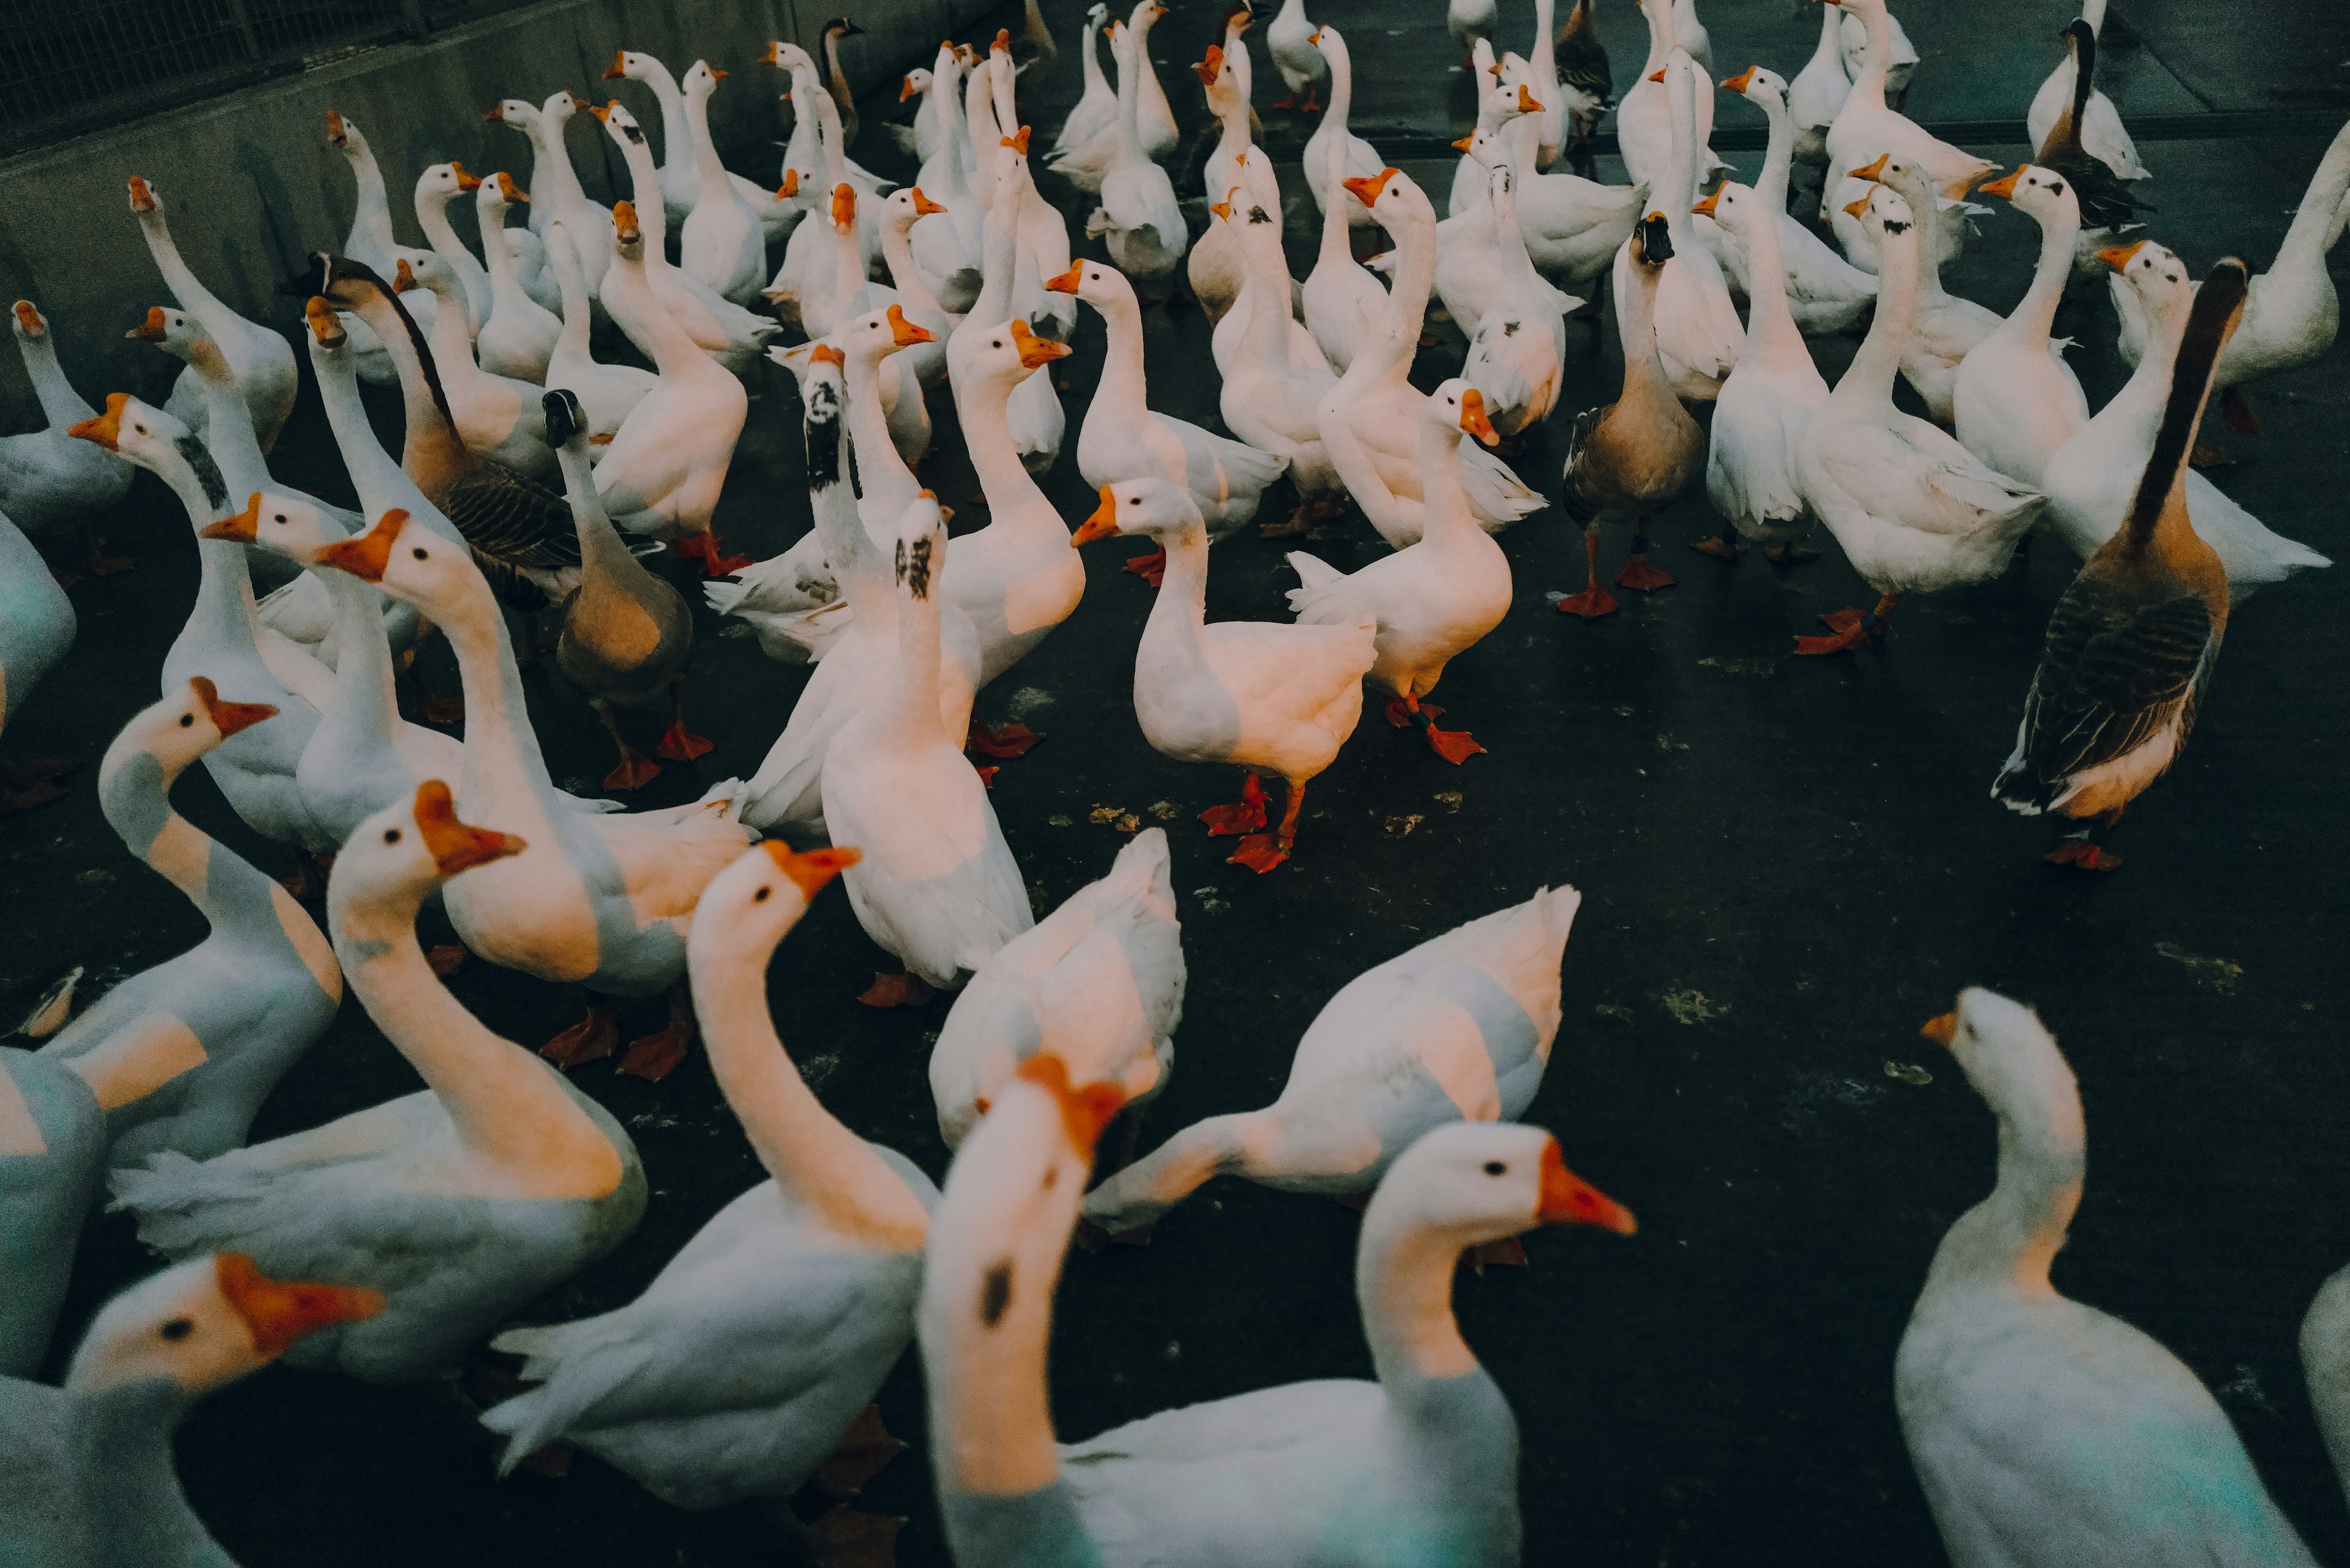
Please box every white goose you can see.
[1304,134,1391,375]
[1696,182,1830,559]
[1218,191,1344,534]
[1648,53,1742,401]
[1460,162,1570,438]
[126,177,297,452]
[822,496,1034,995]
[676,62,769,307]
[2045,241,2329,592]
[397,255,555,480]
[603,48,797,239]
[1854,154,2003,422]
[951,146,1067,479]
[1266,0,1327,110]
[930,827,1185,1148]
[411,162,493,330]
[1187,40,1258,323]
[541,219,657,442]
[1787,1,1851,167]
[1951,166,2091,486]
[1081,887,1583,1236]
[1821,0,1993,264]
[1052,6,1119,159]
[0,302,132,576]
[487,94,612,296]
[1793,187,2043,654]
[1616,0,1715,192]
[479,842,936,1513]
[324,112,441,383]
[1899,990,2322,1568]
[1302,27,1387,226]
[472,173,561,384]
[111,782,649,1383]
[1714,65,1876,334]
[1086,20,1188,299]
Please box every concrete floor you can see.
[7,1,2350,1563]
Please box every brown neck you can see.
[2124,264,2245,551]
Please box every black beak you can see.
[1635,214,1673,266]
[541,388,584,449]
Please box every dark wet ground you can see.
[7,1,2350,1563]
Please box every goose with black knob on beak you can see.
[1792,187,2042,654]
[110,782,647,1381]
[1075,479,1375,874]
[1898,989,2320,1565]
[1555,214,1701,618]
[1079,886,1581,1241]
[1991,259,2247,872]
[480,841,937,1521]
[0,1253,380,1568]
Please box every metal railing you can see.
[0,0,540,157]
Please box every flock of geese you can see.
[1,0,2348,1563]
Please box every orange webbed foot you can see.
[655,723,715,763]
[966,720,1044,759]
[541,1007,619,1068]
[1553,586,1618,618]
[1199,774,1269,835]
[1688,536,1743,560]
[1764,542,1819,566]
[603,754,662,791]
[2044,841,2122,872]
[2221,385,2260,438]
[1425,725,1485,764]
[617,1023,692,1081]
[1122,547,1167,587]
[1616,558,1676,592]
[859,972,936,1007]
[1228,832,1292,873]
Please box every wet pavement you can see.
[6,1,2350,1563]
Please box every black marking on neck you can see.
[621,121,645,145]
[979,1260,1013,1327]
[176,435,229,510]
[805,386,845,487]
[1881,217,1911,236]
[2125,259,2248,546]
[897,534,933,600]
[1247,205,1273,225]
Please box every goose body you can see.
[39,681,340,1171]
[676,62,770,306]
[1650,54,1742,401]
[325,113,442,384]
[541,220,658,441]
[111,784,647,1383]
[1056,6,1121,160]
[1854,155,2003,421]
[1700,182,1830,547]
[1952,166,2092,487]
[1306,132,1393,376]
[931,828,1185,1147]
[1460,162,1569,436]
[1080,886,1580,1235]
[1089,22,1189,297]
[603,49,797,239]
[0,506,76,812]
[472,175,562,385]
[952,146,1068,477]
[400,255,556,480]
[1267,0,1327,106]
[1821,0,1992,263]
[1,304,133,561]
[1303,27,1388,226]
[1895,988,2318,1566]
[0,1047,103,1376]
[480,843,937,1509]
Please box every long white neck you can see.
[1236,223,1298,376]
[1138,515,1213,670]
[1488,173,1539,290]
[845,346,922,524]
[608,127,672,253]
[880,216,944,315]
[1316,138,1356,272]
[1906,185,1956,302]
[929,66,975,206]
[330,870,620,1187]
[690,921,928,1247]
[531,111,591,211]
[806,391,892,614]
[1832,224,1917,411]
[312,551,407,758]
[96,726,273,931]
[1847,2,1891,110]
[1418,417,1477,543]
[1662,69,1699,234]
[1753,92,1794,212]
[1357,1198,1478,1387]
[608,242,704,377]
[546,225,595,359]
[879,546,947,742]
[340,136,398,260]
[2081,0,2106,31]
[1638,0,1671,75]
[1530,0,1558,83]
[431,564,564,821]
[2277,118,2350,275]
[1091,283,1150,428]
[683,83,731,190]
[475,191,527,304]
[635,59,693,170]
[310,334,435,521]
[1735,207,1807,366]
[149,441,272,671]
[1322,34,1354,129]
[1110,32,1143,160]
[2001,196,2079,348]
[15,329,95,429]
[960,365,1061,542]
[181,339,269,498]
[1362,199,1435,377]
[415,186,488,332]
[963,71,999,209]
[420,274,496,397]
[2093,286,2191,447]
[1078,17,1107,101]
[1804,2,1846,88]
[1924,1059,2084,1299]
[136,207,235,331]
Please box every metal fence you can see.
[0,0,535,157]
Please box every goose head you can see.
[415,162,483,209]
[901,67,932,102]
[331,781,528,925]
[689,841,861,982]
[1690,179,1761,237]
[682,59,726,100]
[301,295,349,356]
[882,185,950,235]
[2099,239,2192,323]
[484,97,542,134]
[114,676,279,777]
[1977,163,2080,233]
[1372,1123,1635,1255]
[1127,1,1166,34]
[1428,379,1501,447]
[763,39,818,75]
[1042,256,1133,309]
[595,99,652,159]
[1341,166,1433,230]
[1849,183,1917,250]
[1847,151,1931,211]
[477,171,525,224]
[201,489,353,569]
[390,251,463,308]
[10,300,49,342]
[841,303,937,367]
[1630,210,1674,272]
[830,182,858,233]
[122,304,204,361]
[66,394,219,501]
[1308,22,1347,63]
[1069,476,1204,547]
[65,1254,381,1398]
[313,507,477,616]
[1720,64,1787,110]
[540,89,588,129]
[966,318,1071,390]
[125,175,164,217]
[1920,987,2077,1140]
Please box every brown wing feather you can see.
[2009,586,2217,799]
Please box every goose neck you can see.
[879,561,947,741]
[688,929,928,1247]
[683,85,730,185]
[555,441,649,587]
[1833,228,1915,408]
[97,728,216,913]
[1322,37,1353,127]
[1091,287,1151,422]
[961,373,1053,528]
[2278,118,2350,271]
[316,563,406,754]
[432,569,564,815]
[1357,1201,1479,1387]
[16,331,94,428]
[69,1379,215,1564]
[1737,212,1807,364]
[843,348,921,515]
[1143,519,1213,638]
[476,196,523,293]
[1755,95,1795,212]
[1806,1,1845,75]
[311,341,416,508]
[611,133,671,252]
[1419,420,1478,540]
[2005,200,2078,346]
[1847,3,1890,106]
[416,192,488,321]
[1928,1077,2084,1299]
[1638,0,1671,73]
[345,286,463,478]
[341,143,398,258]
[611,247,703,376]
[136,209,228,321]
[546,228,595,354]
[879,220,942,315]
[636,61,692,163]
[531,116,590,208]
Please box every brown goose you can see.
[543,390,705,793]
[1554,214,1703,618]
[1555,0,1613,153]
[291,252,578,612]
[1991,258,2247,871]
[819,18,865,148]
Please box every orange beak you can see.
[1194,45,1222,87]
[832,183,857,228]
[614,200,641,245]
[1070,485,1119,545]
[483,105,505,122]
[777,169,800,200]
[125,306,168,342]
[1842,193,1873,220]
[497,172,526,202]
[390,259,416,294]
[994,28,1012,51]
[1647,67,1665,82]
[326,110,348,147]
[1001,125,1032,156]
[1016,1053,1128,1157]
[215,1253,382,1359]
[304,296,346,347]
[315,507,406,582]
[198,493,264,543]
[1721,66,1757,93]
[1458,388,1499,446]
[760,41,781,65]
[188,676,278,737]
[1210,198,1231,220]
[67,392,129,449]
[1849,154,1889,182]
[1342,168,1399,208]
[128,176,156,212]
[12,301,42,337]
[588,102,611,122]
[1920,1012,1959,1048]
[901,74,920,100]
[1452,135,1474,152]
[1979,166,2023,201]
[1691,189,1721,218]
[451,161,483,192]
[603,50,628,79]
[1043,261,1084,294]
[911,186,947,216]
[708,65,728,80]
[761,840,862,896]
[1009,318,1070,370]
[1516,84,1543,113]
[887,303,936,346]
[413,779,528,875]
[1535,1141,1638,1234]
[2095,240,2146,274]
[1308,27,1322,44]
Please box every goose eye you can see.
[1483,1161,1507,1176]
[753,885,771,902]
[412,547,428,559]
[383,827,401,844]
[179,713,195,727]
[159,1318,193,1342]
[133,423,147,435]
[991,338,1003,348]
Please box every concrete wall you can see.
[0,0,983,426]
